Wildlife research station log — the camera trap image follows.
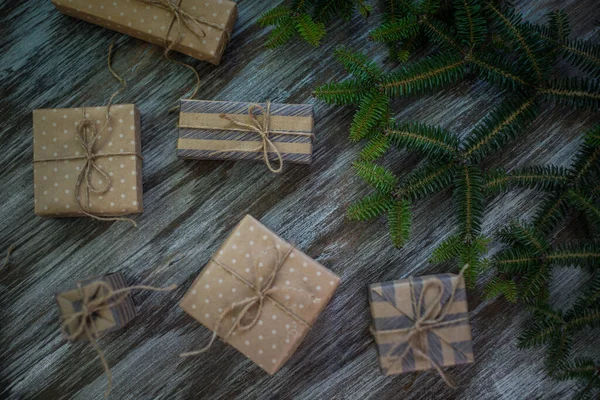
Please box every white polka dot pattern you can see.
[51,0,237,65]
[33,104,143,217]
[179,215,341,375]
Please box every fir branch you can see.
[353,160,398,193]
[547,243,600,268]
[455,0,487,48]
[454,165,485,239]
[397,161,456,201]
[560,38,600,75]
[494,247,538,273]
[568,191,600,226]
[485,275,518,302]
[313,79,371,105]
[350,91,390,142]
[534,192,570,233]
[294,14,327,46]
[385,121,459,159]
[485,1,545,81]
[347,192,395,221]
[541,78,600,111]
[264,20,298,48]
[379,53,467,97]
[422,18,463,53]
[359,133,391,161]
[388,199,412,247]
[258,6,292,27]
[463,96,538,162]
[518,317,561,347]
[483,166,570,195]
[519,263,551,301]
[369,15,420,43]
[334,46,383,81]
[469,52,532,91]
[430,233,463,263]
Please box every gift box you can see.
[57,272,137,340]
[177,100,315,169]
[51,0,237,65]
[180,215,340,374]
[369,271,474,376]
[32,104,143,218]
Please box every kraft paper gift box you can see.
[180,215,340,374]
[32,104,143,218]
[57,272,137,340]
[369,271,474,376]
[177,100,315,168]
[51,0,237,65]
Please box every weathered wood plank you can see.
[0,0,599,399]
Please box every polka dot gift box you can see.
[51,0,237,65]
[180,215,341,374]
[32,104,143,218]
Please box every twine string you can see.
[61,281,177,398]
[180,245,320,357]
[371,265,470,388]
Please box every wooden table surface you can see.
[1,0,599,399]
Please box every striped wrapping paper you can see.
[369,273,474,376]
[177,99,314,164]
[57,272,137,340]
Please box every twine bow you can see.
[215,102,286,173]
[61,280,177,398]
[33,44,142,226]
[180,245,321,357]
[140,0,229,104]
[371,265,470,388]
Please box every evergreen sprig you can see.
[258,1,371,48]
[306,0,600,393]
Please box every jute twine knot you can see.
[216,102,284,173]
[33,43,142,226]
[371,264,470,389]
[180,245,320,357]
[61,280,177,398]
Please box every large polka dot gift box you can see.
[51,0,237,65]
[32,105,143,218]
[180,215,341,374]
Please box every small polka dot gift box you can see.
[180,215,340,374]
[51,0,237,65]
[32,104,143,218]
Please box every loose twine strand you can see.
[139,0,230,110]
[180,245,320,357]
[61,280,177,398]
[33,43,141,227]
[206,101,314,173]
[371,264,470,389]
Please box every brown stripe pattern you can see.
[369,273,474,376]
[177,100,314,164]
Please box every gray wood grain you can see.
[1,0,599,399]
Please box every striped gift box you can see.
[57,272,137,340]
[177,100,314,165]
[369,273,474,376]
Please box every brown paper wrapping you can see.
[177,100,314,164]
[33,104,143,218]
[180,215,340,374]
[51,0,237,65]
[57,272,137,340]
[369,273,474,376]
